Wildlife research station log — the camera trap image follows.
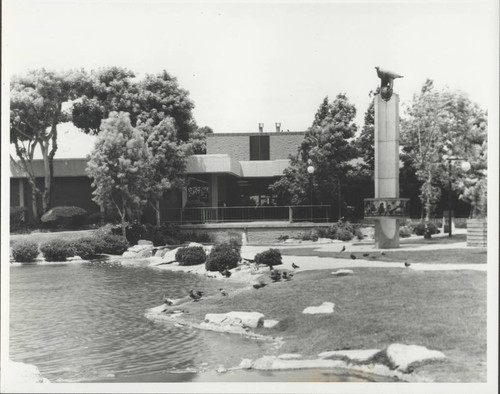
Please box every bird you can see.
[340,245,346,252]
[371,256,377,259]
[189,290,203,301]
[381,252,386,256]
[219,288,228,296]
[375,66,403,101]
[162,294,173,305]
[281,271,288,280]
[220,268,232,278]
[287,272,294,280]
[270,270,281,282]
[363,253,369,257]
[404,262,411,268]
[292,262,300,269]
[350,254,356,260]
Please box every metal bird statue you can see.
[375,66,403,101]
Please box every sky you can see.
[4,0,498,158]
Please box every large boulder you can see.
[385,343,446,372]
[3,360,49,384]
[205,311,265,329]
[41,206,87,227]
[302,302,335,314]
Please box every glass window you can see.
[249,136,270,160]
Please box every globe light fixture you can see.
[461,161,471,172]
[307,165,315,174]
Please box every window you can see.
[249,136,270,160]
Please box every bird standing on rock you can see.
[404,262,411,268]
[350,254,357,260]
[219,288,228,296]
[189,290,203,301]
[281,271,288,280]
[292,263,300,269]
[340,245,346,253]
[162,294,173,305]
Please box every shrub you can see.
[301,230,318,241]
[11,240,39,262]
[254,248,283,267]
[455,221,467,229]
[86,212,103,225]
[399,225,412,238]
[179,231,212,244]
[205,242,240,272]
[355,228,364,240]
[339,221,355,235]
[72,238,104,260]
[175,246,207,266]
[336,229,353,241]
[315,227,329,238]
[40,239,76,262]
[10,206,28,232]
[278,234,289,241]
[40,206,88,228]
[326,224,339,239]
[227,233,242,253]
[99,234,129,255]
[413,222,440,236]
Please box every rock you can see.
[155,249,168,258]
[263,319,279,328]
[122,251,137,258]
[4,360,49,384]
[216,366,227,374]
[239,359,253,369]
[318,349,380,362]
[162,247,180,262]
[385,343,446,372]
[302,302,335,314]
[205,311,265,329]
[278,353,302,360]
[251,356,344,371]
[331,269,354,276]
[188,242,204,248]
[138,240,153,245]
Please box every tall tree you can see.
[10,69,84,219]
[270,94,358,209]
[138,117,189,226]
[189,126,214,154]
[354,87,379,174]
[86,112,152,236]
[401,79,487,224]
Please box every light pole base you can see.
[374,218,400,249]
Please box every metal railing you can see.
[163,205,332,224]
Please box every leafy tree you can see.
[189,126,213,154]
[10,69,84,219]
[270,94,358,209]
[401,79,487,225]
[138,117,188,226]
[354,87,379,174]
[72,67,197,141]
[86,112,152,236]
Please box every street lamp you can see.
[442,154,470,237]
[307,159,315,221]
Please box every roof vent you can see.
[275,122,281,133]
[258,123,264,133]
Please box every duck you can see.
[189,290,203,301]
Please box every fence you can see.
[164,205,332,224]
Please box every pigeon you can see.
[189,290,202,301]
[162,294,173,305]
[363,253,369,257]
[381,252,386,256]
[220,268,232,278]
[340,245,346,252]
[350,254,356,260]
[404,262,411,268]
[287,272,294,280]
[281,271,288,280]
[219,288,228,296]
[270,270,281,282]
[292,262,300,269]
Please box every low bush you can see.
[98,234,129,255]
[72,238,104,260]
[86,212,103,226]
[11,240,39,262]
[227,233,242,253]
[10,206,28,232]
[301,230,318,241]
[254,248,283,267]
[40,239,76,262]
[355,228,364,240]
[336,229,353,241]
[278,234,289,241]
[314,227,329,238]
[455,221,467,229]
[413,222,440,236]
[179,231,212,244]
[205,242,240,272]
[175,246,207,266]
[399,225,412,238]
[40,206,88,228]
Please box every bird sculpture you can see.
[292,262,300,269]
[340,245,346,253]
[189,290,203,301]
[375,66,403,101]
[162,294,173,305]
[350,254,357,260]
[404,262,411,268]
[219,288,228,296]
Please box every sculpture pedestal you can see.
[374,94,400,249]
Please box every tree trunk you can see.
[41,142,52,214]
[423,171,432,238]
[121,201,127,237]
[155,200,161,228]
[31,187,39,223]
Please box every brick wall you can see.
[207,132,304,161]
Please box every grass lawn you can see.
[280,246,487,265]
[10,229,97,246]
[176,267,487,382]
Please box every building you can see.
[10,130,314,224]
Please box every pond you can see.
[10,261,398,383]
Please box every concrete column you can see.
[19,179,25,207]
[209,174,218,208]
[374,94,400,249]
[181,187,188,208]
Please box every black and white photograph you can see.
[1,0,498,393]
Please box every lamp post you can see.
[307,159,315,222]
[442,154,471,237]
